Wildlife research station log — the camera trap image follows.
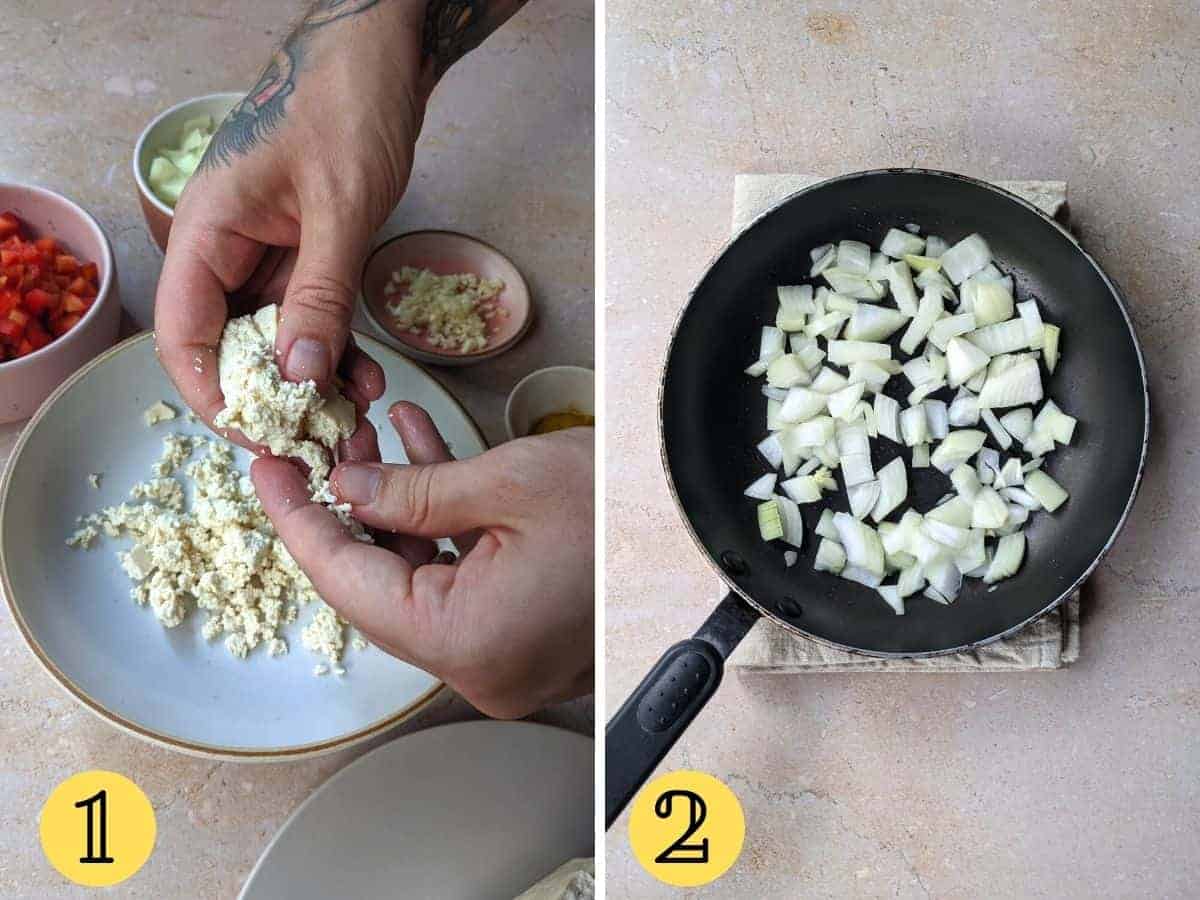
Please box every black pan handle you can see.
[605,592,761,827]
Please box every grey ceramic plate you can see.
[240,721,594,900]
[1,331,487,759]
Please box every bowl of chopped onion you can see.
[359,230,533,366]
[132,92,242,251]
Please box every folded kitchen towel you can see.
[726,173,1079,673]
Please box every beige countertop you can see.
[605,2,1198,898]
[0,2,593,897]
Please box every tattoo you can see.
[422,0,527,78]
[200,0,526,170]
[200,0,382,171]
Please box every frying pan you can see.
[606,170,1149,826]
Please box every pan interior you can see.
[662,171,1146,655]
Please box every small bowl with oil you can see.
[504,366,594,441]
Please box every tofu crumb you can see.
[313,663,329,677]
[87,473,101,489]
[143,401,178,426]
[383,266,504,354]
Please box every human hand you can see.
[250,402,594,718]
[153,0,432,447]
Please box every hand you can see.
[251,402,594,718]
[153,0,432,446]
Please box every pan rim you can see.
[657,167,1150,658]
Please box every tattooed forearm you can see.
[422,0,528,78]
[200,0,526,171]
[200,0,384,171]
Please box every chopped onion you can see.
[797,457,822,477]
[827,382,867,420]
[758,433,783,469]
[1043,323,1061,372]
[1017,299,1045,350]
[811,367,849,394]
[848,480,881,519]
[976,446,1001,485]
[897,564,926,598]
[789,416,836,447]
[841,565,884,588]
[814,538,846,574]
[815,508,839,541]
[871,457,908,522]
[810,245,837,278]
[930,429,986,473]
[977,357,1043,409]
[999,407,1034,442]
[950,463,981,500]
[826,293,859,314]
[781,474,824,504]
[824,269,885,300]
[1001,487,1041,509]
[924,235,948,258]
[777,495,805,548]
[948,388,980,426]
[881,228,926,259]
[805,310,850,339]
[925,557,963,599]
[874,393,901,443]
[767,354,813,389]
[780,387,830,424]
[924,399,949,440]
[833,511,885,576]
[967,319,1031,357]
[900,406,929,446]
[848,361,893,394]
[940,233,992,284]
[844,306,909,342]
[903,253,941,273]
[762,385,789,402]
[972,281,1014,326]
[758,499,783,540]
[899,285,944,355]
[837,240,872,275]
[744,473,777,500]
[946,336,991,387]
[886,260,919,316]
[784,550,798,568]
[929,313,977,351]
[1033,399,1077,445]
[828,340,892,366]
[971,487,1008,529]
[984,532,1025,583]
[876,584,905,615]
[979,407,1013,450]
[1024,470,1068,512]
[911,442,930,468]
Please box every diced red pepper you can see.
[62,293,87,314]
[0,317,23,341]
[15,338,34,357]
[22,288,56,315]
[54,254,79,274]
[26,319,51,349]
[34,236,57,254]
[0,250,18,267]
[8,308,30,327]
[0,290,18,316]
[0,213,19,239]
[52,313,80,337]
[80,261,99,284]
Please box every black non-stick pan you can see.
[606,170,1149,826]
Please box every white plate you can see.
[1,331,487,759]
[240,721,593,900]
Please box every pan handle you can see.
[605,591,761,828]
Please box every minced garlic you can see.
[384,266,504,354]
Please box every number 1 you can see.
[75,789,114,864]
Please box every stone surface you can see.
[0,2,592,897]
[606,2,1199,898]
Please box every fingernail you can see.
[332,463,381,505]
[285,338,330,384]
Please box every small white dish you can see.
[505,365,595,440]
[1,331,487,760]
[240,721,593,899]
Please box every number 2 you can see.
[653,789,709,864]
[74,789,114,864]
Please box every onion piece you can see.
[899,406,929,446]
[929,313,977,351]
[999,407,1034,442]
[1021,457,1045,474]
[840,452,875,488]
[810,245,837,278]
[1017,299,1045,350]
[823,268,885,300]
[1033,399,1077,445]
[828,340,892,366]
[931,429,986,473]
[940,233,992,284]
[979,407,1013,450]
[814,538,846,574]
[1043,324,1061,373]
[841,565,884,588]
[984,532,1025,583]
[911,443,930,468]
[780,387,830,424]
[874,393,901,443]
[784,550,798,568]
[924,235,948,258]
[967,319,1030,357]
[976,446,1001,485]
[977,357,1043,409]
[886,260,919,316]
[833,511,885,576]
[777,495,805,548]
[789,416,836,447]
[924,399,950,440]
[757,434,783,469]
[1024,470,1068,512]
[897,564,926,598]
[805,310,850,339]
[848,361,893,394]
[903,253,941,273]
[762,385,788,402]
[1001,487,1041,509]
[758,499,783,540]
[972,281,1014,326]
[899,285,944,355]
[826,292,859,314]
[948,388,980,426]
[797,457,822,477]
[925,557,963,599]
[837,240,872,275]
[971,486,1008,529]
[843,306,909,342]
[848,480,881,519]
[871,457,908,522]
[946,336,991,387]
[815,508,839,541]
[744,473,777,500]
[951,463,981,500]
[767,354,813,389]
[828,381,868,420]
[811,367,849,394]
[781,474,825,504]
[876,584,905,615]
[881,228,926,259]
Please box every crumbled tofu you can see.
[212,306,355,487]
[88,473,101,489]
[143,401,177,426]
[383,266,504,354]
[313,663,329,677]
[66,525,98,549]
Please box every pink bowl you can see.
[0,183,121,423]
[359,231,533,367]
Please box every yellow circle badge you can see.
[39,771,156,887]
[628,770,745,887]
